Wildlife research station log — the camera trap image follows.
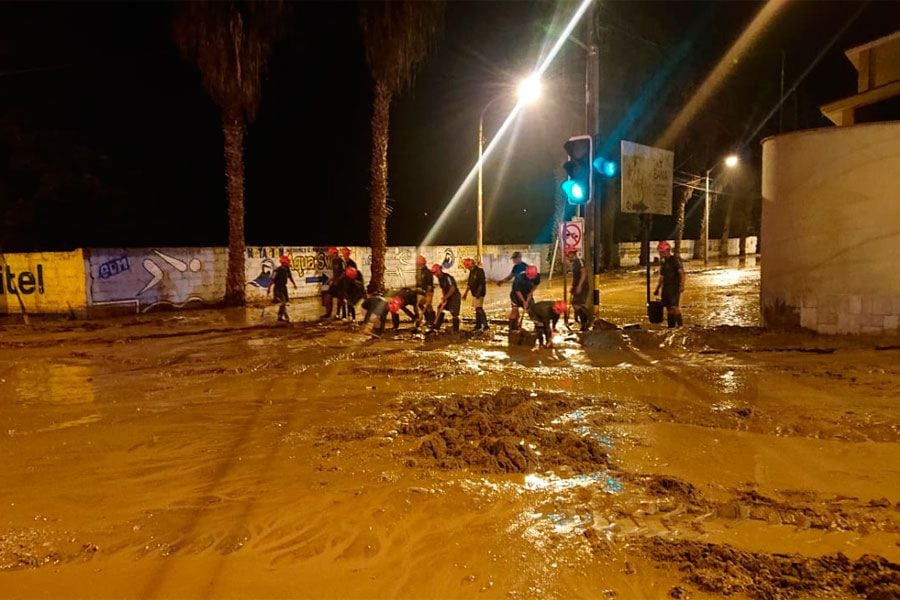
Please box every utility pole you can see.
[585,1,600,314]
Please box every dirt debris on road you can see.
[1,263,899,598]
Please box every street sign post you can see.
[621,141,674,215]
[620,140,675,323]
[562,218,584,254]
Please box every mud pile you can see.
[637,537,900,599]
[399,388,609,473]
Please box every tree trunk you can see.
[693,192,707,261]
[719,194,734,258]
[674,186,691,258]
[368,79,391,294]
[222,108,247,307]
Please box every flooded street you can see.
[1,261,898,599]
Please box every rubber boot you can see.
[348,304,356,321]
[476,308,488,330]
[392,313,400,331]
[425,307,436,327]
[508,318,519,332]
[278,304,288,322]
[667,314,676,328]
[676,314,683,327]
[433,313,445,332]
[578,307,592,332]
[452,317,460,333]
[321,295,333,319]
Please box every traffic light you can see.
[562,135,593,205]
[593,156,617,178]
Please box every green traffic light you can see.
[561,180,586,204]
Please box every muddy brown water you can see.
[1,262,899,599]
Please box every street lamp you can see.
[702,154,739,265]
[477,76,542,262]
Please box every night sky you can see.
[0,1,896,252]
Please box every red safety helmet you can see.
[462,257,474,269]
[657,241,671,254]
[327,246,339,256]
[525,265,538,280]
[344,266,358,279]
[387,299,400,314]
[553,300,567,315]
[279,255,291,266]
[340,247,351,257]
[430,264,442,275]
[416,255,427,266]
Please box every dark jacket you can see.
[416,266,434,293]
[528,300,559,328]
[466,267,486,298]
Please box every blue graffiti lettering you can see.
[98,256,130,279]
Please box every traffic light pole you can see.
[585,3,601,315]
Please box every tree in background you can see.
[359,0,444,294]
[673,185,693,257]
[174,1,285,306]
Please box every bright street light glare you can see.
[725,155,739,168]
[517,76,542,104]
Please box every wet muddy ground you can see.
[1,260,899,599]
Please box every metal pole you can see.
[642,214,651,303]
[477,115,484,264]
[585,1,600,314]
[703,168,710,266]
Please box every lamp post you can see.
[477,76,541,263]
[702,154,739,265]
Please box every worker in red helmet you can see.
[496,251,534,332]
[267,255,297,322]
[528,299,566,348]
[462,258,488,331]
[429,264,461,333]
[320,246,345,320]
[386,287,419,331]
[507,262,541,332]
[338,248,364,320]
[654,240,684,328]
[565,249,591,331]
[414,255,435,331]
[342,266,366,321]
[360,293,390,337]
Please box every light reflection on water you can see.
[524,471,622,494]
[478,350,509,361]
[719,369,739,393]
[9,362,96,405]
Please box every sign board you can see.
[621,140,674,215]
[561,219,583,253]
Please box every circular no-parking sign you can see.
[563,221,583,252]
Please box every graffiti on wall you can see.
[244,246,339,300]
[0,250,87,315]
[88,248,222,313]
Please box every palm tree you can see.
[673,185,692,257]
[174,1,285,306]
[359,1,444,294]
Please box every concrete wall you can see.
[761,122,900,334]
[616,237,757,267]
[86,247,226,314]
[1,237,758,316]
[0,250,87,316]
